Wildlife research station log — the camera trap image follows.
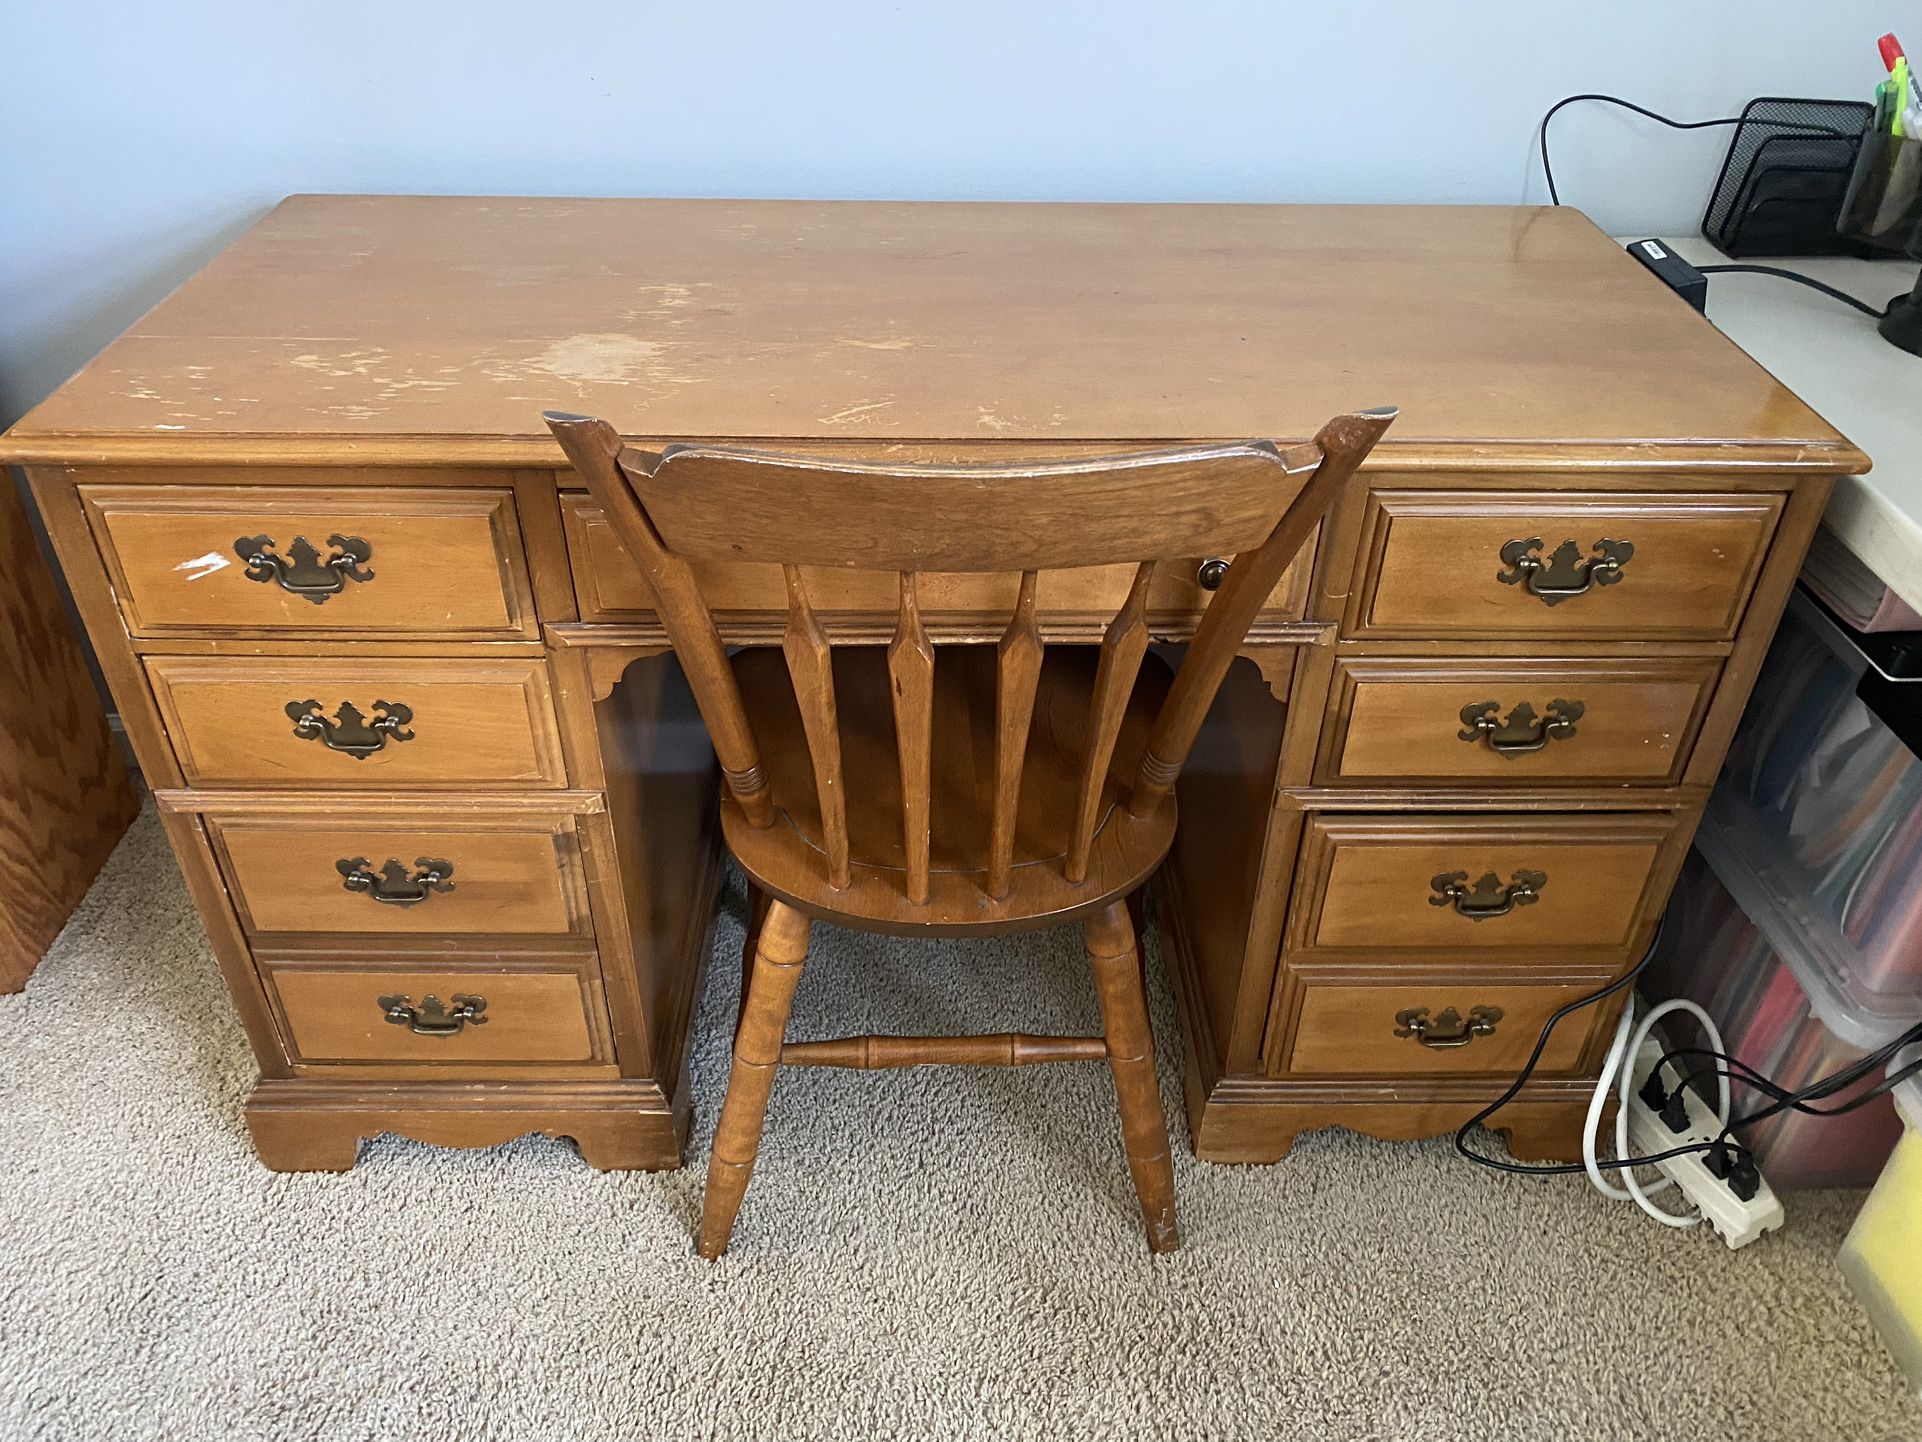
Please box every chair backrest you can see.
[546,409,1395,903]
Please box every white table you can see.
[1643,236,1922,614]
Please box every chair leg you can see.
[1124,885,1149,984]
[698,898,810,1259]
[1083,900,1180,1254]
[737,884,772,1038]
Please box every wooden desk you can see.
[0,197,1866,1169]
[0,480,137,989]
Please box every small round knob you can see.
[1197,558,1230,591]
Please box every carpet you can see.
[1,806,1916,1442]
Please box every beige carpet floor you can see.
[1,805,1918,1442]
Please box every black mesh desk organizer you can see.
[1702,97,1876,257]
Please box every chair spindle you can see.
[1066,561,1155,883]
[888,571,936,904]
[781,565,850,889]
[987,570,1043,899]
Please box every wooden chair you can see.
[546,408,1396,1257]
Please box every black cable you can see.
[1452,925,1662,1177]
[1537,94,1850,207]
[1452,920,1922,1179]
[1697,263,1886,318]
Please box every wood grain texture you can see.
[204,810,592,937]
[887,573,936,906]
[1129,408,1394,817]
[1319,655,1722,786]
[244,1076,686,1172]
[635,442,1318,569]
[144,655,567,788]
[259,950,612,1070]
[781,1034,1108,1068]
[560,495,1315,631]
[1084,901,1180,1253]
[1067,562,1153,884]
[1282,979,1600,1076]
[547,414,775,827]
[718,645,1174,934]
[2,198,1868,1178]
[1288,812,1682,955]
[780,567,849,888]
[0,480,137,989]
[1347,490,1784,641]
[987,571,1042,898]
[79,482,535,638]
[0,198,1862,470]
[698,899,810,1258]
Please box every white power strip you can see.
[1624,1034,1785,1249]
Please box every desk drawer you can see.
[206,806,592,937]
[80,484,535,638]
[561,493,1312,630]
[1346,490,1782,640]
[1320,656,1721,786]
[1286,812,1683,957]
[147,656,567,788]
[1280,976,1601,1076]
[258,946,613,1070]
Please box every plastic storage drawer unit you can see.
[1645,801,1921,1190]
[1840,1046,1922,1396]
[1719,588,1922,996]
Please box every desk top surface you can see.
[2,196,1863,470]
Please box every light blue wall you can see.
[0,1,1905,425]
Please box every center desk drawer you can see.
[1286,812,1685,958]
[202,805,594,937]
[79,483,535,638]
[1346,490,1783,641]
[560,492,1312,627]
[1320,656,1721,786]
[146,657,567,788]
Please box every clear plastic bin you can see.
[1718,588,1922,997]
[1643,800,1920,1189]
[1839,1046,1922,1396]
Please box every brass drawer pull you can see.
[234,532,374,604]
[1457,698,1584,756]
[1428,868,1545,920]
[336,856,455,906]
[379,992,487,1037]
[287,699,414,758]
[1495,537,1633,606]
[1394,1004,1503,1049]
[1196,557,1230,591]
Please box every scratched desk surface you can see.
[2,197,1858,469]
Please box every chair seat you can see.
[721,645,1177,934]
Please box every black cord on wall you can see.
[1537,94,1884,319]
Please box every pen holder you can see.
[1840,129,1922,356]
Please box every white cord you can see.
[1583,995,1732,1226]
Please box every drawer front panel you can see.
[561,493,1312,628]
[1289,813,1682,955]
[1283,978,1599,1075]
[81,485,534,637]
[258,950,610,1067]
[209,814,589,936]
[1348,490,1782,640]
[1322,656,1721,785]
[147,657,567,788]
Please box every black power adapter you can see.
[1627,239,1709,312]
